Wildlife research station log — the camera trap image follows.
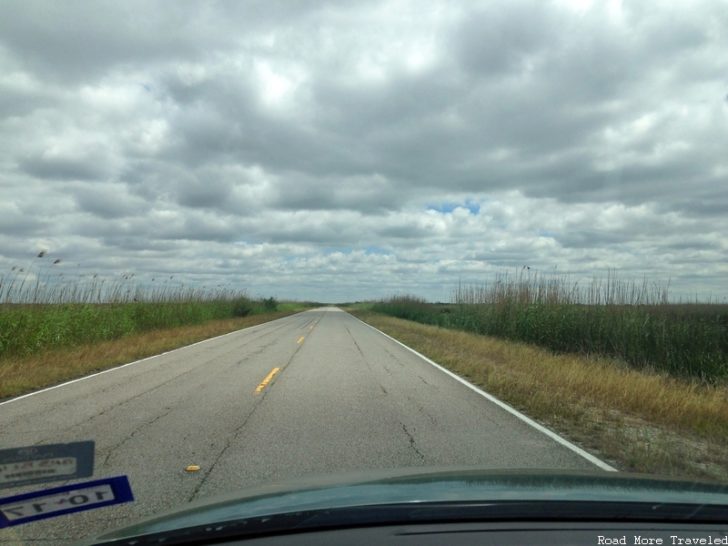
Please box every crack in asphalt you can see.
[30,370,199,448]
[406,395,438,426]
[187,315,316,502]
[299,317,316,330]
[345,325,366,358]
[100,405,176,467]
[186,392,267,503]
[380,344,407,367]
[35,320,297,443]
[345,325,389,396]
[399,422,425,462]
[235,336,285,364]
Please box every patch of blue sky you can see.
[364,246,391,255]
[427,199,480,215]
[323,246,353,255]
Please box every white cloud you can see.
[0,0,726,302]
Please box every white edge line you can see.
[0,311,310,407]
[348,312,617,472]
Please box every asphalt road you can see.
[0,307,606,544]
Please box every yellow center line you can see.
[297,336,305,344]
[254,367,280,394]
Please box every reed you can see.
[372,271,728,382]
[0,258,278,359]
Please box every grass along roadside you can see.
[371,294,728,382]
[0,297,276,359]
[350,310,728,482]
[0,309,302,400]
[0,260,300,360]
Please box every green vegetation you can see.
[1,299,259,358]
[372,273,728,382]
[0,264,299,359]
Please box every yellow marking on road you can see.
[254,367,280,394]
[297,336,305,344]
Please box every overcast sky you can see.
[1,0,726,302]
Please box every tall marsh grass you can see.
[373,272,728,382]
[0,260,277,359]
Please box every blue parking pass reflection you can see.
[0,475,133,528]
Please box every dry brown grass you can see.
[0,310,297,400]
[352,310,728,482]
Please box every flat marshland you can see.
[350,273,728,481]
[0,266,310,398]
[4,263,728,482]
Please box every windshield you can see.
[1,1,727,544]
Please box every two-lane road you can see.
[0,308,606,544]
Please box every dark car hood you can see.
[92,467,728,544]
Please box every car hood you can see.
[92,467,728,544]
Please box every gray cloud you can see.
[1,0,726,302]
[72,183,151,218]
[20,154,108,181]
[0,1,219,83]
